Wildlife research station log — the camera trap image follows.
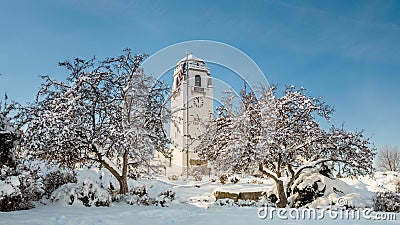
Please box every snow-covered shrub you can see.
[215,198,266,207]
[192,166,203,181]
[122,185,149,205]
[128,172,138,180]
[120,186,175,207]
[215,198,235,206]
[75,167,120,194]
[290,173,327,208]
[19,169,44,202]
[373,191,400,212]
[0,175,31,211]
[0,104,35,211]
[219,174,228,184]
[167,174,178,181]
[50,179,111,207]
[259,191,278,205]
[42,170,77,198]
[230,176,240,184]
[0,165,44,211]
[154,190,176,207]
[236,199,256,207]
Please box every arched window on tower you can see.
[195,75,201,87]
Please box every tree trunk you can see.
[258,163,288,208]
[101,161,129,195]
[93,145,129,195]
[276,179,288,208]
[118,176,128,194]
[119,149,129,194]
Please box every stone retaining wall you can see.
[213,191,263,202]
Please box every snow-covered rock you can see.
[290,172,374,208]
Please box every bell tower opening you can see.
[195,75,201,87]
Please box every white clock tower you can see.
[170,54,213,175]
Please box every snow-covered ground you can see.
[1,171,400,225]
[2,202,399,225]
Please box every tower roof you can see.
[177,53,205,65]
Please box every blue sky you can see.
[0,0,399,150]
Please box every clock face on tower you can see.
[193,96,204,108]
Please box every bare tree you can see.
[376,145,400,172]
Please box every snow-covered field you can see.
[1,171,400,225]
[2,202,399,225]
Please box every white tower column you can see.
[169,54,213,176]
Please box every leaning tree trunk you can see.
[276,179,288,208]
[259,163,288,208]
[100,160,129,194]
[94,145,129,195]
